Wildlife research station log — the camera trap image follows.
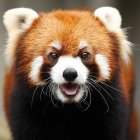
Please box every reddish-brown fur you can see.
[3,10,136,138]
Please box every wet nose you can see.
[63,68,78,82]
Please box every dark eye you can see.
[81,52,90,60]
[49,53,59,61]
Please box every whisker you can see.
[44,77,51,83]
[31,77,52,108]
[88,74,124,94]
[96,83,113,100]
[82,84,92,112]
[38,78,52,100]
[49,83,59,107]
[99,81,124,94]
[31,85,40,109]
[88,78,113,100]
[40,84,47,101]
[86,80,109,113]
[93,87,109,113]
[45,81,53,97]
[76,83,92,111]
[79,85,89,103]
[87,77,101,91]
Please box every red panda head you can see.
[3,7,132,103]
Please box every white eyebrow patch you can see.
[29,56,44,85]
[50,40,62,50]
[79,40,89,50]
[95,54,110,80]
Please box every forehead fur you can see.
[22,10,114,56]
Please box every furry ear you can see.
[3,8,38,33]
[3,8,38,68]
[94,7,122,32]
[94,7,132,64]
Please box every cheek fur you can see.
[95,54,110,80]
[29,56,45,85]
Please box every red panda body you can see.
[3,7,136,140]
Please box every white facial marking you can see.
[29,56,44,85]
[50,40,62,50]
[51,56,89,102]
[95,54,110,80]
[51,56,89,84]
[79,40,89,50]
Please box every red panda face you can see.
[15,10,117,103]
[4,8,131,103]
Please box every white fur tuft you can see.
[117,29,132,64]
[3,8,38,33]
[94,7,132,64]
[49,40,62,50]
[3,8,38,68]
[79,40,89,50]
[95,54,110,80]
[29,56,44,85]
[94,7,122,32]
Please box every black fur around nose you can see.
[63,68,78,82]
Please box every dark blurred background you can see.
[0,0,140,139]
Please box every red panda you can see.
[3,7,137,140]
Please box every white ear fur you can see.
[3,8,38,34]
[94,7,132,64]
[94,7,122,32]
[3,8,38,68]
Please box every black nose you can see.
[63,68,78,82]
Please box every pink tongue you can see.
[61,84,78,96]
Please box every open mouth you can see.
[60,83,80,97]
